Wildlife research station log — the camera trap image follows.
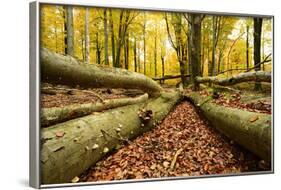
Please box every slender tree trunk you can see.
[104,9,109,65]
[109,10,115,66]
[137,42,141,72]
[81,34,84,60]
[134,37,137,72]
[63,7,67,54]
[143,12,147,75]
[66,6,74,56]
[54,20,58,53]
[246,25,249,70]
[154,35,157,77]
[254,17,263,90]
[85,7,90,63]
[201,26,205,76]
[115,11,124,68]
[210,16,217,76]
[124,32,129,70]
[95,32,101,65]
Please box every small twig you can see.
[170,148,183,170]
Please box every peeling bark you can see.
[41,91,181,184]
[187,92,271,161]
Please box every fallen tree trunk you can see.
[196,71,271,86]
[187,92,271,161]
[41,48,163,97]
[41,94,149,127]
[152,74,190,81]
[41,91,181,184]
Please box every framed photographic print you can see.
[29,1,273,188]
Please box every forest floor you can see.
[40,83,271,182]
[79,101,270,182]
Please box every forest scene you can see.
[40,4,272,185]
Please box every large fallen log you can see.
[187,92,271,161]
[41,94,149,127]
[41,48,163,97]
[196,71,271,86]
[41,91,181,184]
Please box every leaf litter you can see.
[79,101,270,182]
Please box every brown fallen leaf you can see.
[55,131,65,138]
[203,163,209,171]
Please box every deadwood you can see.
[41,48,163,97]
[196,71,271,86]
[41,91,181,184]
[187,92,271,161]
[41,94,149,127]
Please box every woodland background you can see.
[40,5,272,85]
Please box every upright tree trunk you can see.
[63,7,67,54]
[137,41,141,72]
[134,37,137,72]
[143,12,147,75]
[104,9,109,65]
[66,6,74,56]
[124,32,129,70]
[115,11,124,68]
[154,34,157,77]
[109,10,115,66]
[210,16,217,76]
[189,14,202,91]
[246,24,249,70]
[253,17,263,91]
[84,7,90,63]
[95,32,101,65]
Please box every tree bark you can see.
[41,48,163,97]
[41,91,181,184]
[84,7,90,63]
[246,24,249,70]
[187,92,271,161]
[109,10,115,66]
[143,12,147,75]
[104,9,109,65]
[124,32,129,70]
[154,34,157,77]
[66,6,74,56]
[254,17,263,90]
[189,14,203,91]
[41,94,149,127]
[167,13,188,86]
[196,71,271,86]
[134,36,137,72]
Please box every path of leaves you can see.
[80,101,269,182]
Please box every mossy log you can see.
[41,48,163,97]
[196,71,271,86]
[187,92,271,161]
[41,94,149,127]
[41,91,181,184]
